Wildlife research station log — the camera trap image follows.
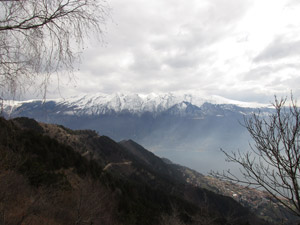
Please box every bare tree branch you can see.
[0,0,110,99]
[211,94,300,217]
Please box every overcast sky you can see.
[42,0,300,103]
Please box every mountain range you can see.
[3,92,273,173]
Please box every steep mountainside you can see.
[0,117,268,225]
[166,162,299,224]
[3,92,273,173]
[119,139,299,224]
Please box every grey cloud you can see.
[241,63,300,98]
[243,63,300,82]
[164,55,199,69]
[163,49,215,70]
[145,0,253,71]
[242,66,275,81]
[254,37,300,62]
[275,76,300,92]
[202,0,252,25]
[150,0,252,53]
[129,50,161,73]
[286,0,300,7]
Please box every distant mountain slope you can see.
[119,138,299,224]
[3,92,269,115]
[3,92,274,173]
[119,139,175,176]
[0,117,268,225]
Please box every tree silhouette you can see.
[0,0,110,98]
[212,95,300,217]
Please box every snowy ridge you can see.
[57,92,269,115]
[3,92,270,116]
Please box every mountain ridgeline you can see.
[3,92,273,173]
[0,117,270,225]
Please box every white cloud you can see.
[19,0,300,103]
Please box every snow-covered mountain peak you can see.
[54,92,268,115]
[3,92,270,116]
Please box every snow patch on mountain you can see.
[62,92,269,113]
[3,92,270,116]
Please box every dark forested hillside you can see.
[0,117,268,225]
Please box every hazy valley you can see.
[4,92,273,173]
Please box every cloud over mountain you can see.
[11,0,300,104]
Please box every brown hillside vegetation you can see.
[0,117,269,225]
